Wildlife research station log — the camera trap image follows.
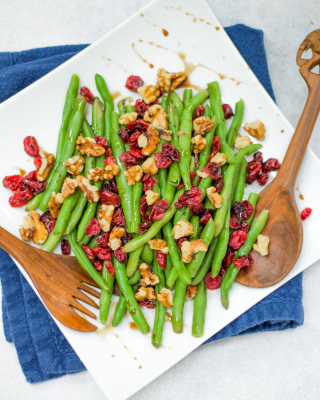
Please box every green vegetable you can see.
[192,236,219,285]
[161,94,169,113]
[132,182,143,233]
[168,92,184,118]
[226,99,244,147]
[172,278,187,333]
[192,280,207,337]
[152,251,166,348]
[211,206,231,278]
[232,158,247,204]
[246,193,259,228]
[95,74,114,147]
[183,88,193,108]
[100,262,115,325]
[112,295,126,327]
[128,267,142,285]
[140,243,154,265]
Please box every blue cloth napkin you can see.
[0,24,303,383]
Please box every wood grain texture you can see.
[237,30,320,288]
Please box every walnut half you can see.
[234,133,251,150]
[138,126,160,156]
[124,165,143,186]
[173,219,194,239]
[139,263,159,286]
[207,187,222,209]
[135,287,156,302]
[97,205,114,232]
[119,112,138,125]
[157,288,173,308]
[28,211,48,245]
[186,284,198,300]
[63,155,85,175]
[76,175,100,202]
[19,215,35,242]
[253,234,269,256]
[181,239,208,263]
[193,117,215,136]
[191,135,206,154]
[76,136,105,156]
[37,154,55,181]
[108,227,125,250]
[61,177,78,198]
[137,85,161,104]
[48,192,64,218]
[148,239,169,254]
[87,165,120,182]
[244,120,265,141]
[142,157,158,175]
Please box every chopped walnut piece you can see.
[193,117,215,136]
[137,85,161,104]
[170,72,187,91]
[142,157,158,175]
[124,165,143,186]
[48,192,64,218]
[143,105,166,128]
[61,177,78,198]
[157,68,172,92]
[158,128,172,141]
[244,120,265,141]
[173,219,194,239]
[210,152,226,166]
[139,263,159,286]
[197,170,209,179]
[28,211,48,245]
[253,234,269,256]
[181,239,208,263]
[63,155,85,175]
[76,175,100,202]
[157,288,173,308]
[108,227,125,250]
[105,165,120,180]
[234,133,252,150]
[148,239,169,254]
[76,136,105,156]
[138,126,160,156]
[145,190,160,205]
[19,215,35,241]
[97,205,114,232]
[135,286,156,302]
[37,154,55,181]
[119,112,138,125]
[87,165,120,182]
[192,135,206,154]
[186,284,198,300]
[207,187,222,208]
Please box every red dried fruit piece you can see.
[93,246,112,261]
[156,250,166,269]
[222,104,234,119]
[176,237,188,251]
[155,142,180,169]
[229,216,241,229]
[128,131,142,148]
[222,247,235,268]
[3,175,25,192]
[219,266,226,277]
[104,156,116,166]
[85,218,101,237]
[190,203,205,216]
[141,174,158,192]
[138,301,156,309]
[9,189,33,207]
[174,184,202,208]
[126,119,149,134]
[301,207,312,221]
[114,245,128,264]
[253,151,263,162]
[229,230,247,249]
[25,180,47,194]
[61,239,71,256]
[112,207,126,229]
[101,181,118,194]
[233,254,253,270]
[177,172,198,189]
[125,75,144,92]
[210,136,221,158]
[120,151,139,169]
[246,163,262,184]
[139,195,148,219]
[247,152,263,171]
[92,259,103,272]
[118,128,129,143]
[231,200,254,220]
[199,209,212,226]
[40,211,56,234]
[193,105,205,119]
[25,170,38,181]
[204,272,222,290]
[216,178,224,193]
[262,158,281,173]
[239,221,249,233]
[100,191,121,207]
[79,86,94,103]
[34,155,42,170]
[201,162,222,180]
[82,244,95,260]
[23,136,39,157]
[94,136,107,149]
[97,232,109,248]
[258,171,269,186]
[138,219,153,234]
[152,199,168,221]
[122,232,133,245]
[129,146,145,161]
[105,261,115,276]
[135,99,159,118]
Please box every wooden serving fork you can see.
[0,226,100,332]
[237,29,320,288]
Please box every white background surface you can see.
[0,0,320,399]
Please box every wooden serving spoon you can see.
[0,226,101,332]
[237,29,320,288]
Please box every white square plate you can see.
[1,0,320,399]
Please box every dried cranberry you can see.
[233,254,253,270]
[118,128,129,143]
[231,201,254,220]
[34,155,42,169]
[204,272,222,290]
[193,105,205,119]
[253,151,263,163]
[210,136,221,158]
[262,158,281,173]
[82,244,95,260]
[222,104,234,119]
[230,216,241,229]
[216,178,224,193]
[85,218,101,237]
[27,180,47,194]
[222,247,235,268]
[122,232,133,245]
[94,136,107,149]
[112,207,126,228]
[141,174,158,192]
[9,189,33,207]
[23,136,39,157]
[229,230,247,249]
[128,131,142,148]
[120,151,139,169]
[175,184,202,208]
[138,301,156,309]
[129,146,145,161]
[92,259,103,272]
[152,199,168,221]
[156,250,166,269]
[93,246,112,261]
[155,142,180,169]
[177,172,198,189]
[104,156,116,166]
[239,221,249,233]
[301,207,312,221]
[190,203,205,216]
[135,99,159,118]
[125,75,144,92]
[246,163,262,184]
[40,211,56,234]
[105,261,115,276]
[79,86,94,103]
[201,162,222,180]
[139,195,148,219]
[219,266,226,277]
[176,237,188,251]
[61,239,71,256]
[101,181,118,194]
[3,175,25,192]
[199,209,212,226]
[25,170,38,181]
[114,245,127,264]
[138,219,153,234]
[100,190,121,207]
[258,171,269,186]
[126,120,149,134]
[97,232,109,248]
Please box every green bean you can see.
[113,255,150,333]
[246,193,259,228]
[161,94,169,113]
[95,74,114,147]
[187,218,215,278]
[152,251,166,348]
[68,229,112,292]
[172,278,187,333]
[165,253,173,283]
[204,104,212,119]
[192,280,207,337]
[189,215,200,240]
[220,210,269,309]
[162,183,176,207]
[126,238,144,277]
[168,92,184,118]
[211,206,231,278]
[128,267,142,285]
[88,235,99,249]
[204,195,215,210]
[192,236,219,285]
[132,182,143,233]
[232,158,247,204]
[165,104,181,187]
[118,99,126,120]
[112,295,127,327]
[39,97,86,212]
[100,261,115,325]
[125,104,136,113]
[154,140,168,197]
[78,234,91,246]
[132,282,138,293]
[197,116,218,172]
[226,99,244,147]
[183,88,193,108]
[140,243,154,265]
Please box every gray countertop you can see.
[1,0,320,399]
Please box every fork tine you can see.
[71,299,97,319]
[66,306,98,332]
[78,283,100,299]
[74,289,99,309]
[80,276,100,288]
